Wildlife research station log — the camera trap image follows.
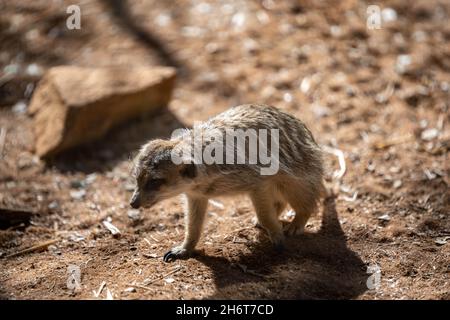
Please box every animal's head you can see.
[129,139,196,209]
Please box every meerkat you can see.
[130,104,324,262]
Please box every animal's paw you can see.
[163,246,191,263]
[284,222,305,237]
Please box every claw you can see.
[163,251,176,263]
[162,246,190,262]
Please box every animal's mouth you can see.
[129,191,141,209]
[130,190,160,209]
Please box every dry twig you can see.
[4,239,58,258]
[0,127,7,158]
[130,266,182,290]
[102,220,121,237]
[322,145,346,179]
[93,281,106,298]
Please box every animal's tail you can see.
[319,180,330,198]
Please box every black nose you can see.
[130,197,141,209]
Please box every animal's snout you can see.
[129,192,141,209]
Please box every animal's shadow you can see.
[197,196,368,299]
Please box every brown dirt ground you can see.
[0,0,449,300]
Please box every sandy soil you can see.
[0,0,449,299]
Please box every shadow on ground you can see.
[198,196,368,299]
[101,0,183,72]
[49,109,186,173]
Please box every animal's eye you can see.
[144,178,165,190]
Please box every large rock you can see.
[28,66,176,157]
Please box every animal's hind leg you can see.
[281,181,319,236]
[250,187,285,251]
[253,191,286,229]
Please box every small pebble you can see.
[70,189,86,200]
[378,214,391,221]
[127,209,141,221]
[421,128,439,141]
[393,180,402,189]
[164,277,175,284]
[12,101,27,114]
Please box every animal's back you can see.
[200,104,323,179]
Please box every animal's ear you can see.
[180,163,196,179]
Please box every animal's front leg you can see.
[249,188,285,252]
[163,195,208,262]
